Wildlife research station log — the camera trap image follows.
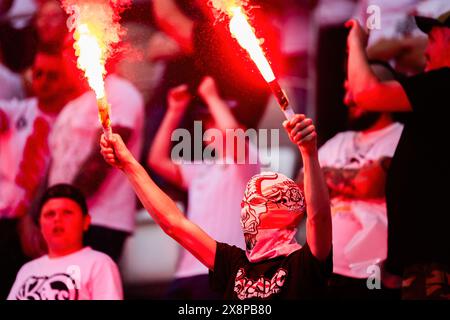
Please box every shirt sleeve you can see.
[209,242,245,294]
[399,68,450,117]
[300,242,333,283]
[7,279,20,300]
[90,255,123,300]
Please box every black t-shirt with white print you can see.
[209,242,332,300]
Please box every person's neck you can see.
[48,245,84,258]
[361,113,394,135]
[38,98,67,117]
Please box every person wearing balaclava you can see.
[99,113,333,300]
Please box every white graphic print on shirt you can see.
[233,267,287,300]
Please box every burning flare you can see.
[73,22,111,137]
[63,0,130,138]
[210,1,293,118]
[229,7,274,83]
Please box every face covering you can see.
[240,172,306,262]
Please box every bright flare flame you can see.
[229,7,275,83]
[74,24,106,99]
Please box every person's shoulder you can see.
[82,247,116,264]
[217,242,245,257]
[106,75,142,98]
[17,254,49,272]
[405,67,450,83]
[388,121,404,133]
[327,131,353,144]
[431,67,450,75]
[319,131,353,153]
[105,75,144,111]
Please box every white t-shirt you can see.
[174,152,260,279]
[7,247,123,300]
[318,122,403,278]
[0,64,24,100]
[0,98,55,219]
[48,75,144,233]
[314,0,357,26]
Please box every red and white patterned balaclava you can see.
[240,172,306,262]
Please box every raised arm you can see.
[197,76,241,132]
[283,115,332,261]
[101,134,216,270]
[151,0,194,54]
[346,20,411,112]
[147,85,190,188]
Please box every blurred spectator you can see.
[275,0,317,116]
[148,77,260,299]
[0,0,38,72]
[35,0,70,53]
[346,10,450,299]
[307,61,403,299]
[115,21,165,105]
[311,0,358,147]
[8,184,123,300]
[0,42,25,100]
[353,0,427,75]
[141,0,276,233]
[48,73,144,263]
[145,0,274,155]
[0,49,76,299]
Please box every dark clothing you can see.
[385,67,450,276]
[0,218,29,299]
[84,225,129,263]
[209,242,332,300]
[328,274,401,300]
[166,274,222,300]
[401,263,449,300]
[315,25,349,147]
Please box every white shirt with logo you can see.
[318,122,403,278]
[8,247,123,300]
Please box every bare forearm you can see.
[302,152,332,260]
[203,95,240,131]
[123,158,216,268]
[348,41,379,96]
